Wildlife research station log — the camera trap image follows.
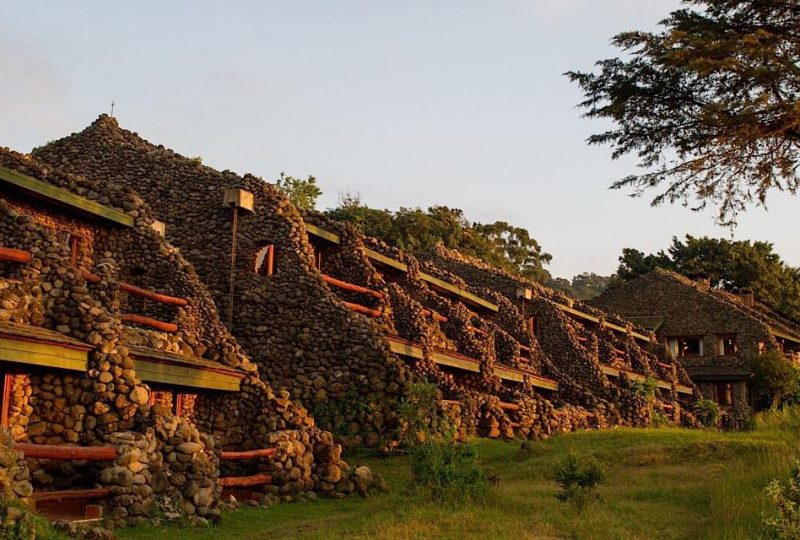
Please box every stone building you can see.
[0,148,357,527]
[591,269,800,423]
[33,115,699,447]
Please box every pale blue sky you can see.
[2,0,798,278]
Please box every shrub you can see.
[397,382,452,445]
[764,461,800,539]
[750,351,800,410]
[693,399,720,428]
[410,439,489,504]
[551,450,605,512]
[630,376,658,402]
[650,410,672,428]
[0,500,58,540]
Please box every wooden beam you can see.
[321,274,384,300]
[770,326,800,345]
[83,271,188,306]
[221,448,277,460]
[430,350,481,372]
[494,364,559,391]
[132,356,243,392]
[119,282,188,307]
[0,165,133,227]
[343,301,382,318]
[362,248,408,272]
[305,223,340,244]
[305,224,500,311]
[0,336,88,372]
[554,303,651,342]
[599,364,693,395]
[14,443,118,461]
[387,337,425,360]
[1,373,12,429]
[499,402,520,411]
[33,488,111,502]
[119,314,178,333]
[219,473,272,488]
[0,247,32,264]
[418,273,499,312]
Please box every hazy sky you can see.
[2,1,798,278]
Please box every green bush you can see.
[764,461,800,539]
[410,439,489,504]
[693,399,720,428]
[0,500,59,540]
[751,351,800,410]
[397,382,452,445]
[551,450,605,512]
[630,376,658,402]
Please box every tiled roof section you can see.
[651,268,800,341]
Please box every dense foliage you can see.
[275,172,322,211]
[326,194,552,282]
[568,0,800,226]
[551,451,605,512]
[765,461,800,540]
[547,272,617,300]
[750,351,800,410]
[617,235,800,323]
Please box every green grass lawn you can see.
[118,411,799,540]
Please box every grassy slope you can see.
[119,412,799,540]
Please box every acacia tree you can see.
[568,1,800,226]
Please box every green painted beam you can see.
[0,166,133,227]
[555,303,651,342]
[600,363,693,395]
[133,357,242,391]
[0,337,88,372]
[419,272,499,312]
[387,337,558,390]
[362,248,409,272]
[430,350,481,373]
[494,364,559,391]
[305,222,499,311]
[305,223,341,244]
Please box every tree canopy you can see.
[325,194,552,282]
[568,0,800,226]
[275,172,322,211]
[617,235,800,323]
[547,273,617,300]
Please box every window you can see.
[717,334,738,356]
[668,336,704,358]
[715,382,732,406]
[254,245,275,276]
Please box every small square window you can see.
[668,336,703,358]
[717,335,737,356]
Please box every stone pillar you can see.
[0,428,34,528]
[101,430,157,528]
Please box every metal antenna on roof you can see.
[109,100,116,117]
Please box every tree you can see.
[617,235,800,323]
[275,172,322,211]
[750,351,800,410]
[546,273,617,300]
[326,194,552,282]
[567,1,800,227]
